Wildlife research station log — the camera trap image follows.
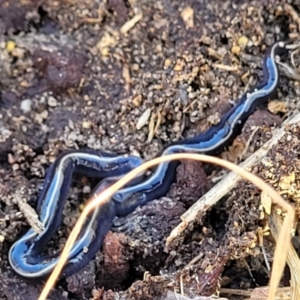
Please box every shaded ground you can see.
[0,0,299,299]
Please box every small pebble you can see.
[231,45,241,54]
[20,99,32,113]
[79,204,85,212]
[237,35,249,48]
[6,40,15,53]
[40,110,49,119]
[82,121,92,129]
[12,164,19,171]
[164,58,172,68]
[132,94,143,107]
[47,96,58,107]
[82,186,91,194]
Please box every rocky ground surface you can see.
[0,0,300,299]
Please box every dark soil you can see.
[0,0,299,299]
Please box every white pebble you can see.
[47,96,58,107]
[82,186,91,194]
[20,99,32,113]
